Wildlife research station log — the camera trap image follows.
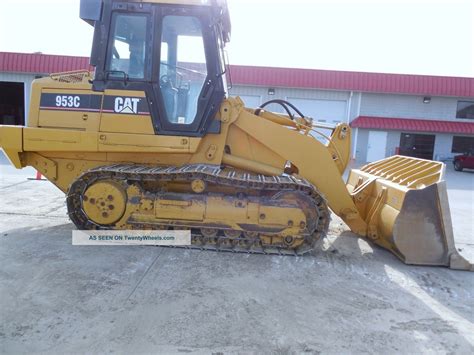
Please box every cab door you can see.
[152,8,223,136]
[94,3,156,135]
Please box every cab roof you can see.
[81,0,231,42]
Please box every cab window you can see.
[108,14,148,79]
[160,15,208,124]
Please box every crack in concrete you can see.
[126,249,163,301]
[0,212,66,219]
[0,180,30,190]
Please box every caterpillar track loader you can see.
[0,0,471,270]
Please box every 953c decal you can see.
[40,93,102,113]
[55,95,81,108]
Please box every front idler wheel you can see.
[82,180,127,226]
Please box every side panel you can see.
[23,128,98,152]
[97,133,200,153]
[38,89,102,131]
[0,126,23,168]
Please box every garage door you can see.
[400,133,435,160]
[287,97,347,143]
[238,95,262,109]
[0,82,25,126]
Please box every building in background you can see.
[1,52,473,163]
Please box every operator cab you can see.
[80,0,231,136]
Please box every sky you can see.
[0,0,473,77]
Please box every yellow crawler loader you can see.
[0,0,471,270]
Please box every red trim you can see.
[351,116,474,134]
[0,52,92,74]
[1,52,473,98]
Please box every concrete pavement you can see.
[0,159,473,354]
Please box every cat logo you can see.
[114,97,141,114]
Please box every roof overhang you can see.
[351,116,474,135]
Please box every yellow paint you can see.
[100,114,155,135]
[24,128,98,152]
[0,126,23,168]
[97,132,200,153]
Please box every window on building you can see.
[452,136,474,153]
[456,101,474,119]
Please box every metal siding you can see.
[360,93,460,121]
[349,92,362,121]
[433,134,455,161]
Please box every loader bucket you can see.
[347,156,472,271]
